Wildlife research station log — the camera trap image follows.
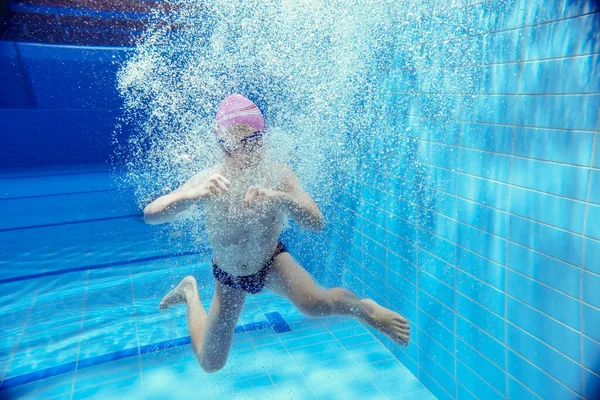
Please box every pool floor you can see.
[0,165,435,399]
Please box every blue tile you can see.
[360,184,386,209]
[418,270,454,308]
[363,268,387,299]
[507,350,579,400]
[583,271,600,309]
[458,149,511,183]
[457,174,510,211]
[418,290,454,332]
[388,192,417,220]
[418,349,456,396]
[583,367,600,400]
[582,336,600,372]
[457,383,478,400]
[526,0,600,23]
[456,247,504,290]
[361,221,387,250]
[419,190,457,219]
[456,270,504,316]
[360,201,388,229]
[456,339,505,395]
[516,94,600,131]
[419,369,454,400]
[388,231,417,265]
[416,229,455,264]
[417,142,458,170]
[509,186,586,234]
[583,303,600,342]
[456,222,506,265]
[456,316,505,367]
[521,14,600,61]
[512,157,590,201]
[509,215,583,266]
[481,30,522,64]
[388,250,416,282]
[584,238,600,274]
[587,205,600,241]
[418,309,454,352]
[388,213,417,243]
[417,208,456,242]
[459,123,513,154]
[462,95,516,124]
[456,293,504,342]
[456,360,504,400]
[476,63,521,94]
[506,324,582,394]
[389,269,417,304]
[514,127,595,167]
[417,250,454,287]
[388,287,417,323]
[590,170,600,204]
[388,176,418,204]
[594,135,600,168]
[506,297,581,362]
[406,118,458,145]
[363,236,387,265]
[506,270,580,330]
[507,243,580,298]
[419,329,455,375]
[507,376,542,400]
[457,198,508,237]
[519,55,600,94]
[420,164,457,194]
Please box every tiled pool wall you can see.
[327,1,600,400]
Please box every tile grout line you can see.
[394,112,600,134]
[504,42,523,396]
[580,122,598,395]
[128,265,144,400]
[318,322,387,398]
[257,305,319,400]
[353,168,597,242]
[454,97,461,399]
[69,269,90,400]
[0,286,40,384]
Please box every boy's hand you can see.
[186,173,230,200]
[244,187,286,208]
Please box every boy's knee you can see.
[297,292,332,317]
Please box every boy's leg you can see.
[264,253,410,346]
[160,277,247,372]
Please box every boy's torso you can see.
[204,163,288,276]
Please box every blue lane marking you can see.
[265,312,292,333]
[0,251,205,285]
[0,169,113,180]
[0,214,142,233]
[0,312,292,390]
[9,2,150,20]
[0,187,132,201]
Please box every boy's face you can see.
[218,124,264,161]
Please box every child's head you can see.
[215,94,265,150]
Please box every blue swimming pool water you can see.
[2,1,600,399]
[0,165,435,399]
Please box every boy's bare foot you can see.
[361,298,411,346]
[159,276,197,310]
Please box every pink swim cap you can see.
[215,94,265,136]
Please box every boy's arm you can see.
[278,168,325,232]
[143,170,229,225]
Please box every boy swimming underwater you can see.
[143,94,410,373]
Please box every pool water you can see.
[0,165,435,399]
